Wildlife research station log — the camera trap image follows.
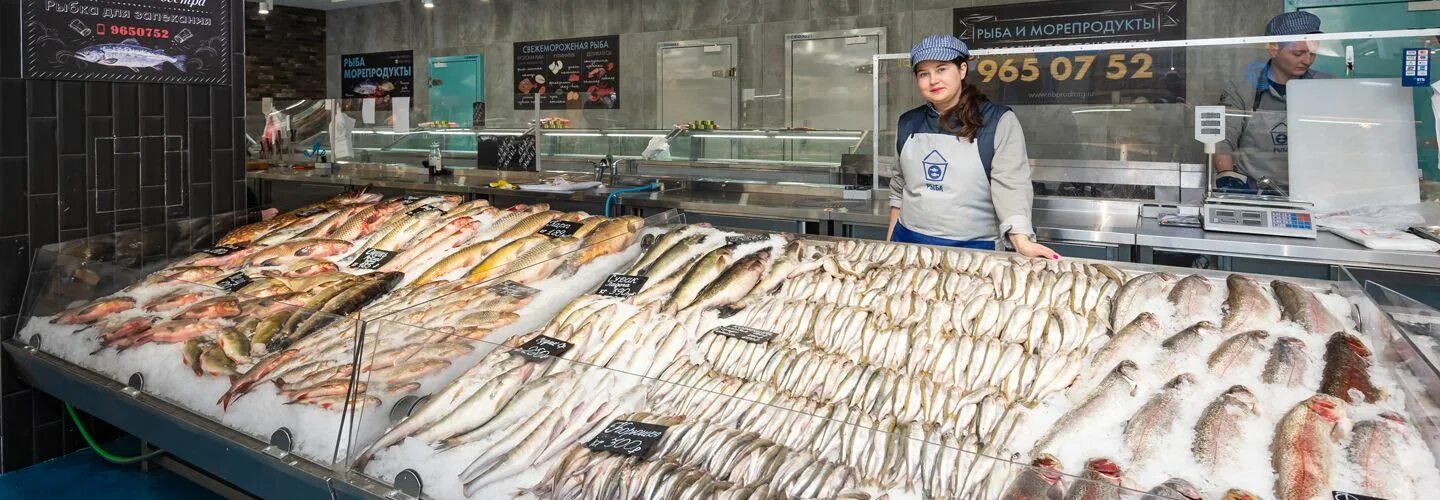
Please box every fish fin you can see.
[120,38,140,45]
[171,55,187,72]
[127,67,139,73]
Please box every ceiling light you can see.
[257,0,271,15]
[424,0,435,8]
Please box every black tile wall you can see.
[0,0,246,472]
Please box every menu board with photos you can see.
[513,35,620,110]
[340,50,414,111]
[22,0,233,85]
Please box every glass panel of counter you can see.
[874,29,1439,207]
[323,220,1440,499]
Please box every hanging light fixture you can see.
[257,0,271,15]
[423,0,435,8]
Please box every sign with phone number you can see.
[22,0,232,85]
[953,0,1186,105]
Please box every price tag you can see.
[1194,105,1225,145]
[197,244,246,257]
[349,248,397,270]
[407,205,442,217]
[1331,492,1386,500]
[293,207,327,218]
[536,220,584,238]
[596,274,648,298]
[725,234,770,246]
[710,325,777,344]
[487,280,540,299]
[401,195,425,205]
[215,273,253,292]
[512,335,574,361]
[585,420,667,457]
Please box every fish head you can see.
[1221,489,1260,500]
[1221,385,1259,411]
[1084,458,1122,482]
[1333,332,1372,357]
[1165,373,1197,390]
[1158,479,1202,500]
[1113,360,1141,395]
[1305,394,1348,424]
[73,47,106,63]
[1379,412,1407,425]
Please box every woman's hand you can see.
[1009,234,1060,260]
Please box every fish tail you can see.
[171,55,187,72]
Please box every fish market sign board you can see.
[513,35,620,110]
[23,0,232,85]
[340,50,414,110]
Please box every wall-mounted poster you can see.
[22,0,232,85]
[514,35,620,110]
[953,0,1186,105]
[340,50,414,111]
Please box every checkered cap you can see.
[1266,12,1322,36]
[911,35,970,66]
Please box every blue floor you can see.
[0,442,221,499]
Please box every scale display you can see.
[1203,203,1316,239]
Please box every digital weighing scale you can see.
[1202,195,1317,239]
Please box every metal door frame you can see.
[428,54,484,122]
[784,28,886,129]
[656,37,739,129]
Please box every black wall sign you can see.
[953,0,1186,105]
[596,274,647,298]
[487,280,540,299]
[349,249,397,270]
[215,272,251,292]
[197,244,245,257]
[513,335,574,361]
[585,420,667,457]
[711,325,778,344]
[340,50,414,110]
[537,220,583,238]
[23,0,233,84]
[514,35,620,110]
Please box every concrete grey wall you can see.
[322,0,1285,163]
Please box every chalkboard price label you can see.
[711,325,778,344]
[1331,491,1387,500]
[513,335,574,361]
[585,420,667,457]
[725,234,770,246]
[198,244,245,257]
[349,249,398,270]
[536,220,584,238]
[407,205,442,217]
[216,273,253,293]
[401,195,425,205]
[596,274,647,298]
[293,207,327,218]
[487,280,540,299]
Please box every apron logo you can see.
[1271,122,1288,147]
[923,150,948,182]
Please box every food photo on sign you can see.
[514,35,620,110]
[22,0,232,84]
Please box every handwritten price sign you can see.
[585,420,667,457]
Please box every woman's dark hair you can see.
[916,57,989,142]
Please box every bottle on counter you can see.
[428,142,444,173]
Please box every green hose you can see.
[65,403,165,464]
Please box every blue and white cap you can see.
[1265,11,1322,36]
[910,35,970,67]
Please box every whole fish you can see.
[636,234,710,281]
[74,41,187,71]
[1347,413,1418,500]
[464,234,552,283]
[1222,274,1280,332]
[490,210,563,243]
[1272,280,1346,335]
[682,250,770,315]
[277,365,354,391]
[270,258,338,279]
[282,379,360,402]
[499,236,584,284]
[371,359,452,386]
[143,290,213,312]
[1167,274,1217,318]
[200,345,239,378]
[330,199,406,241]
[250,310,292,348]
[218,328,252,364]
[174,296,241,320]
[1206,330,1270,376]
[564,217,644,272]
[628,226,702,274]
[1192,386,1261,472]
[182,337,213,376]
[247,238,354,267]
[1152,321,1216,378]
[1140,479,1201,500]
[129,319,225,347]
[1111,272,1175,329]
[1000,453,1066,500]
[1088,313,1159,373]
[663,246,735,313]
[413,238,512,284]
[412,363,539,444]
[1320,332,1384,403]
[1262,337,1310,388]
[1033,361,1140,454]
[53,296,136,324]
[383,218,475,272]
[98,315,156,347]
[131,266,223,288]
[293,394,382,411]
[1272,394,1348,500]
[1061,458,1123,500]
[219,349,300,409]
[1122,374,1196,465]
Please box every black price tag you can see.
[216,273,253,292]
[725,234,770,246]
[293,207,326,218]
[1332,492,1387,500]
[711,325,778,344]
[512,335,574,361]
[487,280,540,299]
[401,195,424,205]
[349,248,398,270]
[198,244,245,257]
[585,420,667,457]
[407,205,442,216]
[536,220,584,238]
[596,274,648,298]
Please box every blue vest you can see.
[896,100,1013,179]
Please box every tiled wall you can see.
[247,4,328,100]
[0,0,247,471]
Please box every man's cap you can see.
[911,35,970,67]
[1266,11,1322,36]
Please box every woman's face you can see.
[915,60,966,107]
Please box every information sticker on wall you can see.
[1403,48,1431,88]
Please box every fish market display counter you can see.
[8,189,1440,499]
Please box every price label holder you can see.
[596,274,647,298]
[216,273,253,293]
[349,248,397,270]
[513,335,574,361]
[1331,491,1386,500]
[537,220,584,238]
[710,325,777,344]
[487,280,540,299]
[725,234,770,246]
[293,206,326,218]
[197,244,245,257]
[585,420,668,457]
[842,185,870,201]
[407,205,442,217]
[401,195,424,205]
